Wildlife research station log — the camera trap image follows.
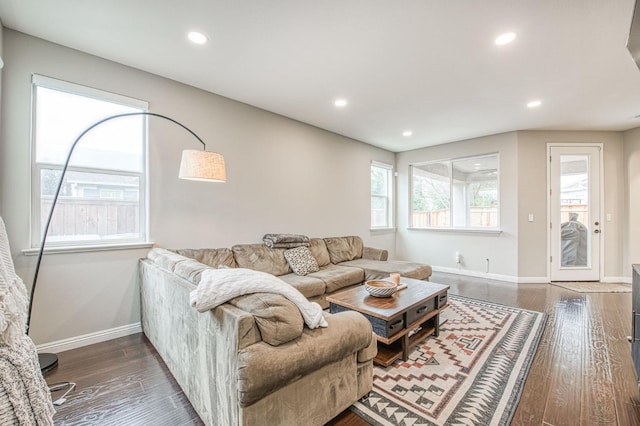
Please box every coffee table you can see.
[327,277,449,367]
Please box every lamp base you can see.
[38,352,58,374]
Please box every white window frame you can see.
[410,153,500,231]
[371,160,394,229]
[30,75,149,249]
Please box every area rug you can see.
[351,295,546,426]
[550,281,631,293]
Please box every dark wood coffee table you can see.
[327,277,449,367]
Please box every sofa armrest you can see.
[237,310,374,407]
[363,246,388,261]
[358,331,378,363]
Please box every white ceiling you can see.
[1,0,640,152]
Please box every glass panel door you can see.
[549,146,601,281]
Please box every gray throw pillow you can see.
[284,246,320,276]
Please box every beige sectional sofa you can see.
[176,236,431,308]
[139,235,432,425]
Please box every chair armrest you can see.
[363,246,388,261]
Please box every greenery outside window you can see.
[371,161,393,229]
[411,154,499,229]
[31,75,149,248]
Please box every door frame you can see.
[546,142,604,282]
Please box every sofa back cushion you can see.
[308,238,331,267]
[173,248,237,268]
[323,236,364,264]
[229,293,304,346]
[232,244,292,276]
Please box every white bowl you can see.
[364,280,398,297]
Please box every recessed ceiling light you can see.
[188,31,208,45]
[334,99,348,107]
[495,32,517,46]
[527,100,542,108]
[402,130,413,137]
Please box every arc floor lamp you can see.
[28,111,226,373]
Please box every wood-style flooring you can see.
[46,272,640,425]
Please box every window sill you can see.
[407,227,502,235]
[370,227,396,232]
[22,241,155,256]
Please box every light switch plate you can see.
[528,213,534,222]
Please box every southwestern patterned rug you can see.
[351,295,547,426]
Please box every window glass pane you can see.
[371,166,388,196]
[411,161,451,227]
[40,169,140,243]
[452,155,498,228]
[560,155,589,267]
[370,163,392,228]
[411,154,499,229]
[35,86,144,172]
[371,196,388,227]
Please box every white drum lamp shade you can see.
[179,149,226,182]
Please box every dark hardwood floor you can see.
[46,272,640,425]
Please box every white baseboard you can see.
[36,322,142,354]
[432,266,631,285]
[432,266,522,283]
[602,276,632,284]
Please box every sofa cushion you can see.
[173,248,237,268]
[339,259,432,281]
[284,246,320,276]
[232,244,291,276]
[308,238,331,267]
[278,274,326,299]
[323,236,364,264]
[237,311,373,407]
[307,264,364,293]
[229,293,304,346]
[147,248,189,272]
[173,259,211,284]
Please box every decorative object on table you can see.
[29,112,226,374]
[351,294,547,426]
[364,280,398,297]
[389,273,401,285]
[262,233,310,248]
[0,216,55,424]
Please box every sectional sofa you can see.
[139,235,432,425]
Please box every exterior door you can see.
[549,145,601,281]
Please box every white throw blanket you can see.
[0,217,29,347]
[0,216,55,424]
[190,268,328,329]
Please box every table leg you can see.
[402,333,410,360]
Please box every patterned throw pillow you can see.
[284,246,320,276]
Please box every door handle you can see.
[594,229,600,234]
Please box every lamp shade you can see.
[179,149,226,182]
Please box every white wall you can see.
[396,132,520,281]
[516,131,626,281]
[0,30,394,348]
[396,129,629,282]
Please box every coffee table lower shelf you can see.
[375,323,437,367]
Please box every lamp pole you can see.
[29,112,217,372]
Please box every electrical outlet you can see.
[455,251,461,264]
[528,213,534,222]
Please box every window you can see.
[31,75,149,247]
[371,161,393,228]
[411,154,499,229]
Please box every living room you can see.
[1,1,640,425]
